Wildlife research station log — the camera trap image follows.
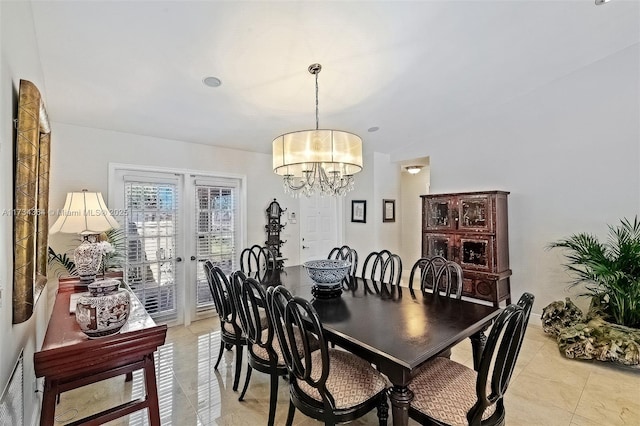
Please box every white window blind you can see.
[194,180,239,312]
[124,179,179,321]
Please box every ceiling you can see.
[29,0,639,159]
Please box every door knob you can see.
[190,256,196,261]
[176,257,183,262]
[302,245,309,249]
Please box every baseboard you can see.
[529,312,542,327]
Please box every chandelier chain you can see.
[315,70,319,130]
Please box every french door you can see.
[110,166,244,325]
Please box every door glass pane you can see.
[195,185,238,312]
[124,181,178,321]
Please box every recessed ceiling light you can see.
[595,0,611,4]
[367,126,379,132]
[203,76,222,88]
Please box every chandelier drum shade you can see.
[272,63,363,197]
[49,190,120,283]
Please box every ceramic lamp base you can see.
[74,236,102,284]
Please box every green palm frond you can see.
[47,246,77,277]
[103,227,125,270]
[549,216,640,328]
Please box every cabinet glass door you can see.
[457,235,493,271]
[423,233,453,260]
[458,195,492,232]
[425,198,454,230]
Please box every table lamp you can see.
[49,190,120,283]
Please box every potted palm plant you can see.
[549,216,640,328]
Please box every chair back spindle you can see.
[240,244,276,282]
[327,245,358,277]
[408,256,463,299]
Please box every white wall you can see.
[396,44,640,314]
[343,151,402,273]
[0,1,50,424]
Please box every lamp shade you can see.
[272,129,363,177]
[49,191,120,235]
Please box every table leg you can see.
[470,329,488,371]
[388,385,413,426]
[143,354,161,426]
[40,379,57,426]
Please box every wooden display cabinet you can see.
[421,191,511,306]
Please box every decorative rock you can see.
[541,297,583,336]
[542,298,640,368]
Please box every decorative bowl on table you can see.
[303,259,351,298]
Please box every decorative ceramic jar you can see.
[76,279,131,338]
[303,259,351,299]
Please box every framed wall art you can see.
[383,199,396,223]
[351,200,366,223]
[13,79,51,324]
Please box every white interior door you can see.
[299,195,339,263]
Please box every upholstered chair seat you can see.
[223,308,268,335]
[296,348,388,409]
[268,286,389,425]
[410,357,495,425]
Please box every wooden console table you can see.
[34,278,167,425]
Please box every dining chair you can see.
[231,271,285,426]
[233,272,321,425]
[203,261,246,391]
[408,256,463,299]
[408,292,535,426]
[361,250,402,287]
[266,285,389,426]
[240,244,276,282]
[327,245,358,277]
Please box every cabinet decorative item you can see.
[421,191,511,306]
[265,199,286,269]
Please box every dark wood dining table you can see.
[263,265,501,426]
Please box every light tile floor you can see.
[53,317,640,425]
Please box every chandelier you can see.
[272,63,363,197]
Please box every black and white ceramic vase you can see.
[76,279,130,338]
[74,237,102,283]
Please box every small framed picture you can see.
[351,200,367,223]
[383,199,396,223]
